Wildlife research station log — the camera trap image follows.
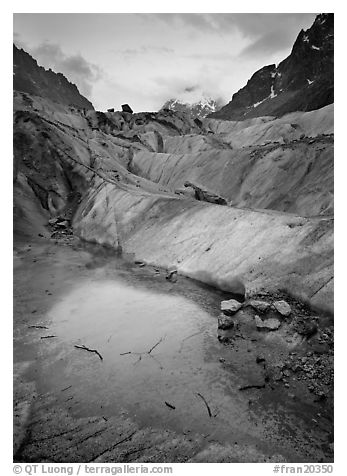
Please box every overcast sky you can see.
[13,13,317,112]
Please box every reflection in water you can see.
[16,241,332,461]
[40,279,257,444]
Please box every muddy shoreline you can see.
[13,235,333,463]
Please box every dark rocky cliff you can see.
[209,14,333,120]
[13,44,94,110]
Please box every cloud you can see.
[239,29,295,58]
[237,14,317,57]
[13,32,27,50]
[142,13,316,58]
[116,45,174,59]
[184,85,198,93]
[148,13,315,37]
[13,38,101,97]
[151,72,229,107]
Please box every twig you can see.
[239,384,265,391]
[61,385,72,392]
[40,335,56,339]
[120,336,165,368]
[165,401,176,410]
[147,336,165,354]
[196,392,212,418]
[133,354,142,366]
[120,336,165,357]
[29,325,48,329]
[74,344,103,361]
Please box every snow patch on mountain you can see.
[161,96,221,119]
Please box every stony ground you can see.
[14,234,334,463]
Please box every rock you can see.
[166,270,177,283]
[107,108,114,113]
[273,300,292,317]
[184,181,228,206]
[218,314,235,330]
[255,315,281,331]
[194,118,203,127]
[220,299,242,316]
[256,355,266,364]
[56,220,69,228]
[217,335,232,344]
[297,321,318,338]
[247,299,271,313]
[48,218,59,225]
[122,104,133,114]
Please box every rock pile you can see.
[48,216,73,239]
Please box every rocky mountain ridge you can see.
[13,44,94,110]
[209,13,333,120]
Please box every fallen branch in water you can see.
[74,344,103,361]
[61,385,72,392]
[196,392,212,418]
[239,384,265,391]
[120,336,166,369]
[165,401,176,410]
[120,336,166,358]
[147,336,165,354]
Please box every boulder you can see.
[255,315,281,331]
[273,300,292,317]
[218,314,235,330]
[107,108,114,113]
[122,104,133,114]
[194,117,203,128]
[56,220,69,228]
[166,270,177,283]
[247,299,271,313]
[184,181,228,206]
[221,299,242,316]
[256,355,266,364]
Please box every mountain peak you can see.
[161,96,221,119]
[13,44,94,110]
